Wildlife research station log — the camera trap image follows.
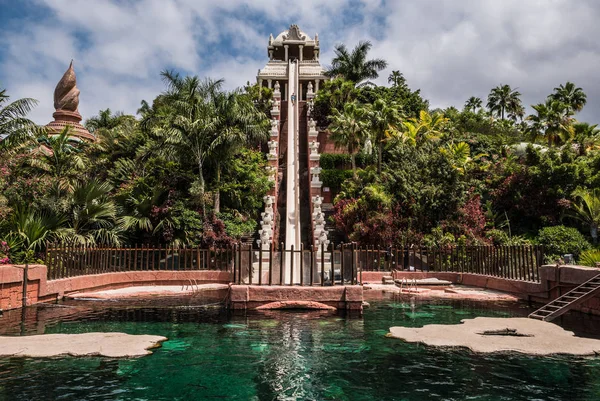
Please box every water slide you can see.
[284,60,302,283]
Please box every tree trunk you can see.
[591,224,598,246]
[378,142,383,174]
[198,160,206,217]
[351,153,357,178]
[214,162,221,214]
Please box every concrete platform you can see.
[364,284,518,302]
[394,278,453,286]
[67,284,229,300]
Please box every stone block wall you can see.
[0,264,232,311]
[363,265,600,315]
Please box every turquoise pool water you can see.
[0,299,599,400]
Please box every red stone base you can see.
[0,265,231,311]
[256,301,337,310]
[229,285,363,311]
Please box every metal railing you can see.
[353,244,544,282]
[45,244,234,280]
[45,243,544,283]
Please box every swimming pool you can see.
[1,298,599,400]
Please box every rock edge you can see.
[389,317,600,356]
[0,332,168,358]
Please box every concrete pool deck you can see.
[63,284,515,311]
[364,284,519,302]
[67,284,229,300]
[1,264,600,314]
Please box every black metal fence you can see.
[352,244,544,282]
[45,243,544,284]
[45,244,234,280]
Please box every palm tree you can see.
[404,110,449,144]
[328,79,358,110]
[487,85,523,120]
[85,108,125,134]
[571,188,600,245]
[0,88,42,149]
[572,122,600,156]
[325,41,388,84]
[388,70,405,88]
[30,127,86,193]
[7,206,66,305]
[508,102,526,122]
[89,117,138,158]
[367,99,402,173]
[153,70,223,214]
[526,99,574,146]
[398,120,419,147]
[121,186,170,236]
[210,90,269,212]
[441,142,487,174]
[329,102,369,177]
[67,180,121,246]
[464,97,483,112]
[550,82,586,114]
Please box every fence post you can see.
[360,244,363,285]
[233,244,238,284]
[280,242,284,286]
[300,243,304,286]
[248,244,253,285]
[259,244,263,286]
[268,243,273,285]
[310,245,314,286]
[290,244,294,286]
[331,242,335,286]
[340,244,346,285]
[321,243,325,287]
[351,243,356,284]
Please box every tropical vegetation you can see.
[1,40,600,265]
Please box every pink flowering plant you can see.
[0,240,10,264]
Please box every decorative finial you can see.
[46,60,94,142]
[53,60,80,112]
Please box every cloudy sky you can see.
[1,0,599,124]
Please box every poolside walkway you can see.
[67,284,229,300]
[364,284,519,302]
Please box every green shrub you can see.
[321,169,353,193]
[218,212,256,239]
[486,229,531,246]
[536,225,591,263]
[579,249,600,267]
[320,153,374,169]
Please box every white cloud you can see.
[1,0,599,125]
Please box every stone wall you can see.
[363,265,600,315]
[0,264,232,311]
[229,285,363,310]
[3,264,599,315]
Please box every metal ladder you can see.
[529,273,600,321]
[398,278,418,294]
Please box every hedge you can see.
[321,169,353,192]
[320,153,375,169]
